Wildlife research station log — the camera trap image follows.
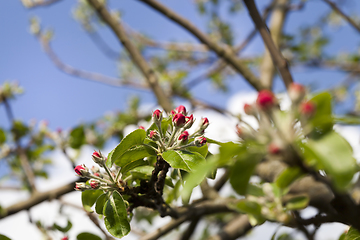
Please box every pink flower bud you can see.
[194,136,207,147]
[152,109,163,123]
[93,172,101,177]
[89,179,101,189]
[256,90,276,110]
[235,124,253,140]
[149,130,160,141]
[184,114,195,129]
[289,83,306,103]
[171,110,176,115]
[175,105,187,115]
[138,126,145,130]
[268,143,281,155]
[300,101,316,117]
[74,165,87,176]
[200,117,209,130]
[92,151,105,165]
[173,113,186,127]
[61,236,69,240]
[244,103,256,116]
[178,131,189,142]
[75,182,88,191]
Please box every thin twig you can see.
[244,0,294,90]
[21,0,62,8]
[322,0,360,34]
[138,0,264,91]
[87,0,173,112]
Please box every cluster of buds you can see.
[238,83,316,159]
[150,105,208,151]
[74,151,116,192]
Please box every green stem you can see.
[103,164,116,184]
[142,143,159,152]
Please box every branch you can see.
[87,0,173,112]
[37,34,148,91]
[21,0,62,8]
[208,215,252,240]
[260,0,290,90]
[138,0,264,91]
[0,179,82,219]
[322,0,360,34]
[244,0,294,90]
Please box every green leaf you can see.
[110,129,146,166]
[0,234,11,240]
[69,126,85,149]
[162,150,206,172]
[95,193,108,215]
[77,232,102,240]
[344,227,360,240]
[285,196,309,210]
[234,199,261,215]
[309,92,333,136]
[275,167,303,189]
[182,156,218,202]
[11,120,29,141]
[53,220,72,232]
[247,184,264,197]
[301,131,357,191]
[230,152,263,195]
[0,128,6,144]
[81,190,103,212]
[217,142,244,166]
[104,191,131,238]
[120,159,148,174]
[106,148,115,168]
[186,143,208,158]
[115,145,155,168]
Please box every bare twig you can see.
[322,0,360,34]
[87,0,173,112]
[37,35,147,90]
[208,214,252,240]
[180,216,200,240]
[244,0,294,90]
[21,0,62,8]
[260,0,290,90]
[138,0,264,91]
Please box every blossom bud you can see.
[256,90,276,110]
[75,182,88,191]
[89,179,101,189]
[92,151,106,165]
[300,101,316,117]
[178,131,189,143]
[61,236,69,240]
[152,109,163,124]
[170,110,176,115]
[74,164,89,177]
[183,114,195,129]
[194,136,207,147]
[173,113,186,128]
[244,103,256,116]
[149,130,160,141]
[268,143,281,155]
[175,105,187,115]
[235,124,254,140]
[200,117,209,130]
[289,83,306,103]
[138,126,145,130]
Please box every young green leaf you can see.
[110,129,146,166]
[77,232,102,240]
[0,234,11,240]
[104,191,131,238]
[309,92,333,136]
[114,145,155,169]
[53,220,72,232]
[285,195,309,210]
[81,189,103,212]
[95,193,108,215]
[69,125,85,149]
[162,150,206,172]
[275,167,303,190]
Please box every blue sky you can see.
[0,0,359,130]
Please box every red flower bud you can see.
[93,172,100,177]
[235,124,253,140]
[184,114,195,129]
[173,113,186,127]
[244,103,256,116]
[194,136,207,147]
[171,110,176,115]
[74,165,86,176]
[61,236,69,240]
[175,105,187,115]
[300,101,316,117]
[152,109,162,122]
[89,179,101,189]
[139,126,145,130]
[256,90,276,110]
[200,117,209,130]
[178,131,189,142]
[92,151,105,165]
[149,130,160,141]
[289,83,306,103]
[92,151,101,158]
[75,182,87,191]
[268,143,281,155]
